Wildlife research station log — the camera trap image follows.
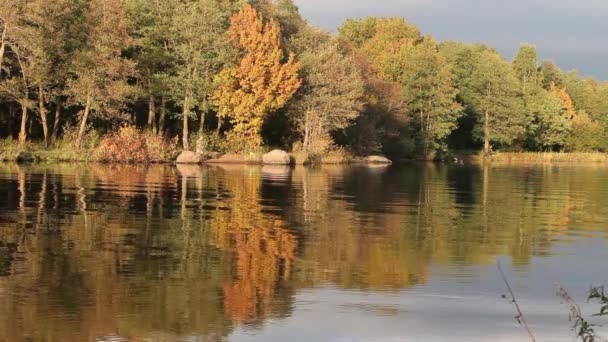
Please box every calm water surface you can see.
[1,162,608,341]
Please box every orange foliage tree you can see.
[212,4,301,149]
[550,82,575,118]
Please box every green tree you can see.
[167,0,237,150]
[126,0,177,135]
[386,36,462,158]
[512,44,540,96]
[0,0,26,73]
[17,0,82,146]
[526,87,571,150]
[0,0,32,143]
[539,60,564,89]
[563,71,603,120]
[287,28,365,152]
[338,17,379,48]
[565,112,606,152]
[467,50,526,153]
[67,0,136,148]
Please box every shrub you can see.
[95,126,178,163]
[58,125,101,151]
[194,131,227,153]
[223,131,266,153]
[564,113,606,152]
[320,148,353,164]
[145,132,180,162]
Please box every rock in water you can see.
[262,149,292,165]
[176,151,204,164]
[365,155,392,164]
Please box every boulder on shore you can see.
[365,155,392,164]
[176,151,204,164]
[262,149,292,165]
[15,151,37,163]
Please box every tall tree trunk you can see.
[8,102,15,138]
[483,110,490,154]
[216,118,223,135]
[147,94,156,133]
[182,94,191,150]
[198,111,205,135]
[38,85,49,147]
[18,98,27,145]
[76,94,91,149]
[51,101,61,143]
[158,95,166,136]
[420,111,429,159]
[0,22,7,73]
[303,110,310,152]
[28,115,33,137]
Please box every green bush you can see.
[57,125,101,151]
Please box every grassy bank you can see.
[482,152,608,163]
[0,147,99,163]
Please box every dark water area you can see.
[1,162,608,341]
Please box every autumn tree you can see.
[340,19,460,158]
[213,4,301,150]
[344,51,407,156]
[67,0,136,148]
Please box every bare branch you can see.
[497,261,536,342]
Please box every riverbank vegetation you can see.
[1,0,607,162]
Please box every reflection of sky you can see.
[294,0,608,80]
[230,237,608,341]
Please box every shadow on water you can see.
[0,162,608,340]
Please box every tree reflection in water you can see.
[0,162,607,341]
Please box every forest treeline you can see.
[1,0,607,160]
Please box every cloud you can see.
[294,0,608,79]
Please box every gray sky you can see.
[294,0,608,80]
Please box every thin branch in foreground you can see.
[497,261,536,342]
[556,282,599,342]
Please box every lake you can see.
[0,162,607,341]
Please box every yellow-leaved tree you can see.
[213,4,301,150]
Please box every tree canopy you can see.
[0,1,607,158]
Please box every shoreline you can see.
[0,148,394,166]
[3,148,608,166]
[476,152,608,164]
